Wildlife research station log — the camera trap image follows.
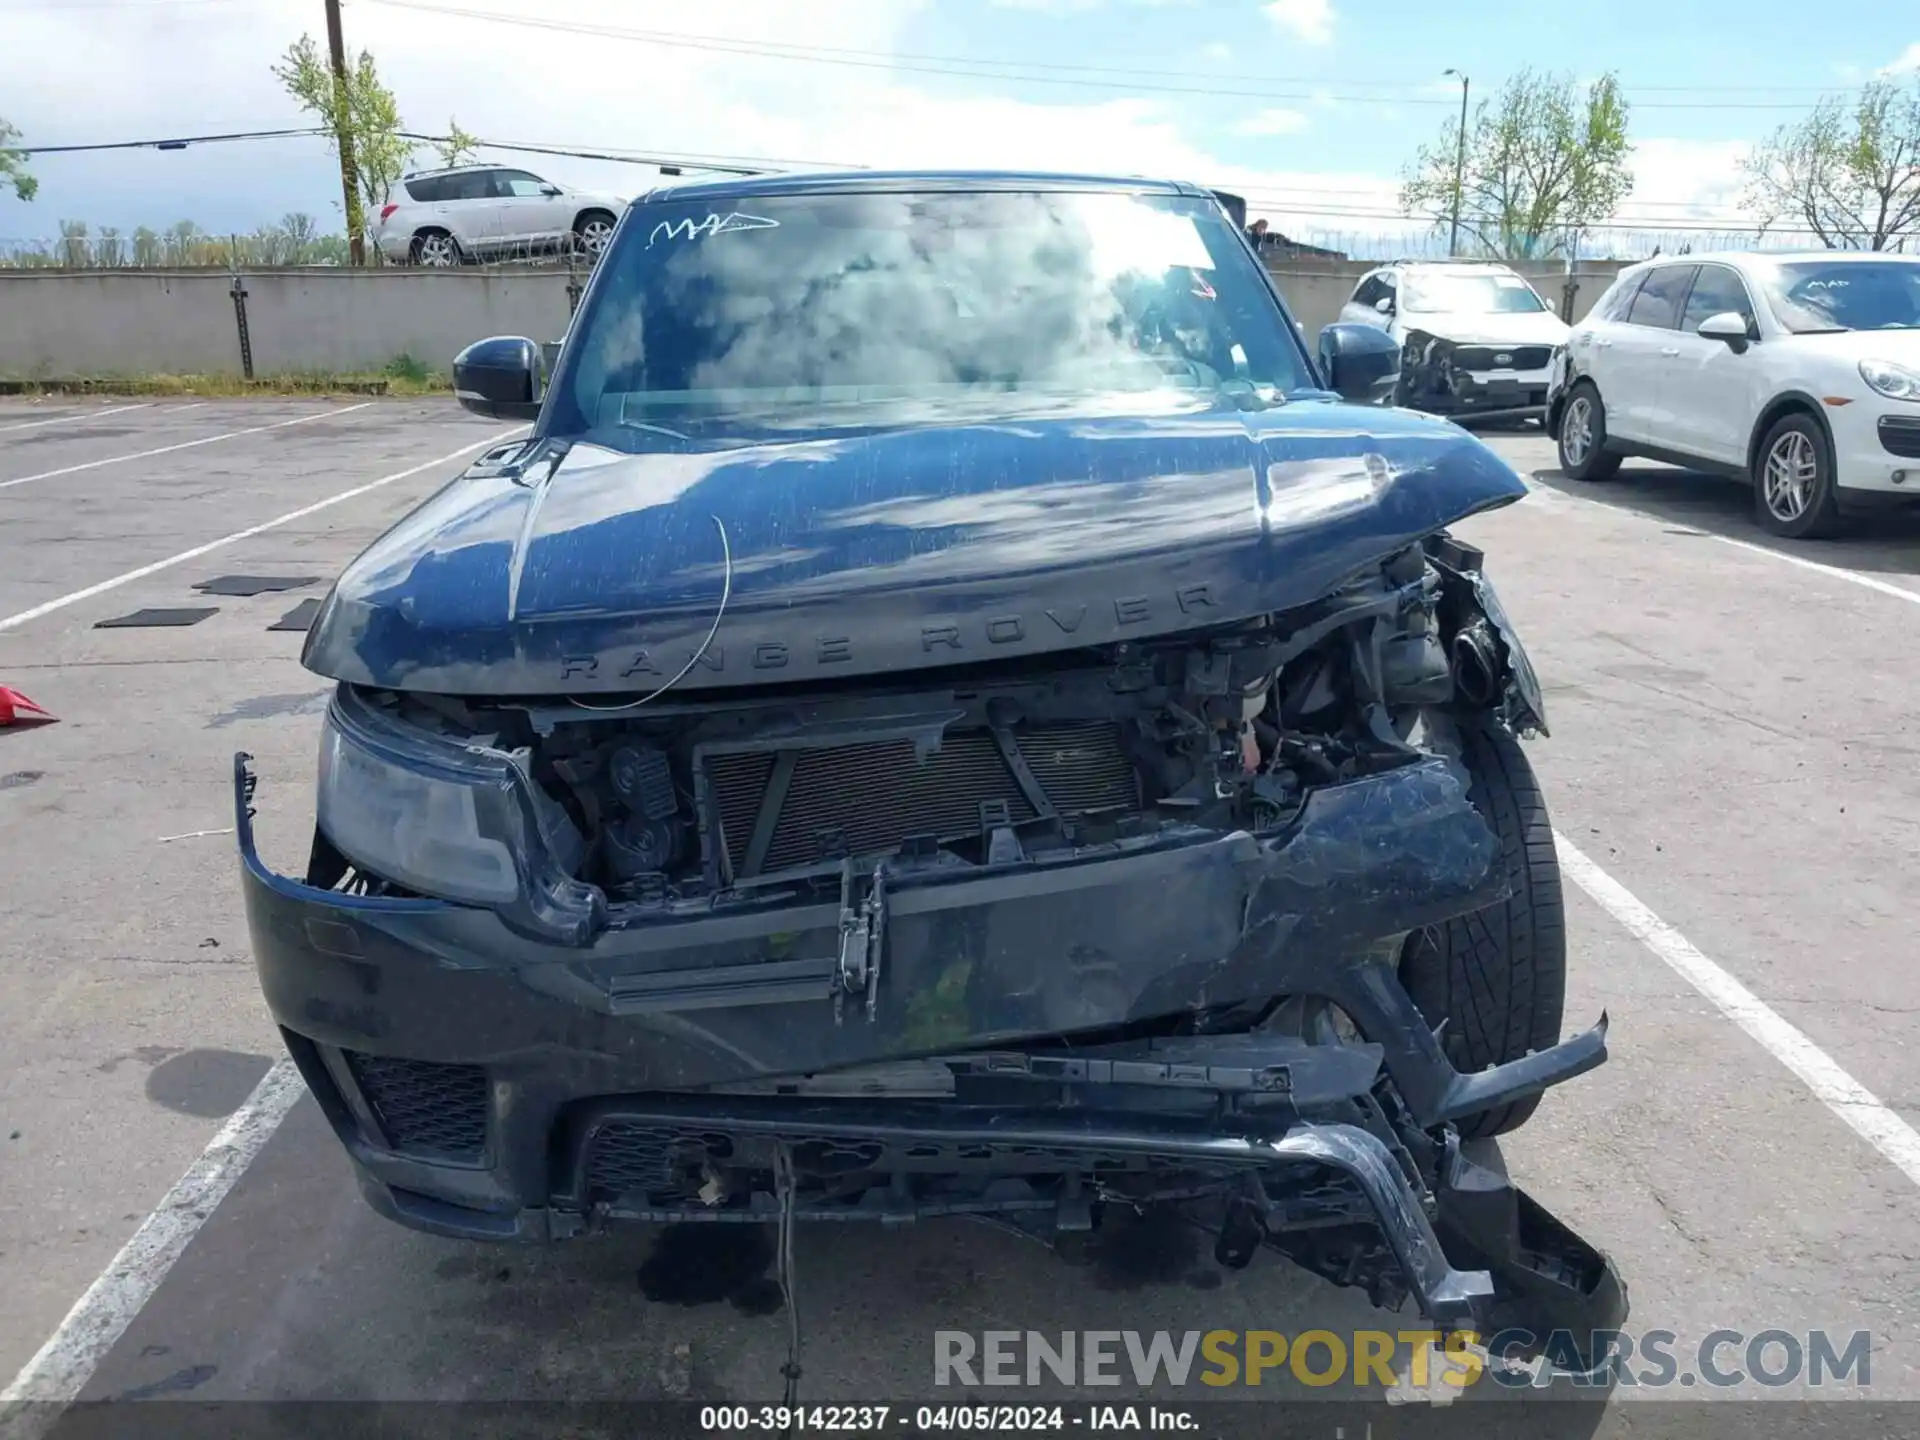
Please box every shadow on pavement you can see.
[1529,461,1920,581]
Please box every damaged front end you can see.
[1395,330,1556,424]
[236,530,1620,1353]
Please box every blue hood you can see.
[301,396,1527,696]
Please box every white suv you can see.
[1548,251,1920,538]
[372,165,627,267]
[1335,260,1570,422]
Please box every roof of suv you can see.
[1377,259,1524,273]
[400,163,514,181]
[642,168,1209,204]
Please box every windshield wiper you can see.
[620,420,694,442]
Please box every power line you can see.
[6,124,1821,234]
[12,128,330,156]
[356,0,1854,112]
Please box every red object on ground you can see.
[0,686,56,726]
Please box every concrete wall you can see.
[0,268,576,379]
[0,259,1633,379]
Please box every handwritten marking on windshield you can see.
[648,212,781,248]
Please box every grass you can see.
[0,355,453,399]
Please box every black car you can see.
[236,171,1623,1362]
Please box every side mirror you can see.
[1319,322,1400,403]
[1697,311,1752,351]
[1374,295,1396,316]
[453,336,543,420]
[539,184,563,197]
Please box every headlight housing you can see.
[317,722,519,903]
[314,688,600,942]
[1860,359,1920,402]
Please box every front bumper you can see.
[1395,334,1553,422]
[236,747,1608,1323]
[1832,403,1920,498]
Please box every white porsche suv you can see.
[1547,251,1920,538]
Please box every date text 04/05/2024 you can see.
[698,1405,1198,1432]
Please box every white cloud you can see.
[1880,42,1920,75]
[1235,108,1311,137]
[1622,137,1754,221]
[1263,0,1335,47]
[1199,41,1233,60]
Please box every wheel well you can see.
[572,208,617,231]
[1746,394,1833,476]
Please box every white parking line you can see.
[0,427,524,633]
[1527,465,1920,606]
[0,403,373,491]
[1557,832,1920,1189]
[0,403,153,435]
[1711,534,1920,607]
[0,1062,306,1432]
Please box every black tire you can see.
[1752,411,1844,539]
[409,228,460,268]
[1555,380,1622,481]
[1401,719,1567,1139]
[572,209,619,262]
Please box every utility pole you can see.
[325,0,365,266]
[1444,69,1469,258]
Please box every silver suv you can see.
[371,164,627,267]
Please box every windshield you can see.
[1759,260,1920,333]
[1401,272,1548,315]
[544,188,1315,446]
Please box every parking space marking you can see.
[0,403,373,491]
[0,428,525,634]
[1710,534,1920,607]
[0,1061,306,1430]
[1526,466,1920,605]
[0,404,153,435]
[1557,832,1920,1189]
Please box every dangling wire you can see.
[568,512,734,714]
[774,1144,804,1433]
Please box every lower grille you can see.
[584,1117,1168,1202]
[343,1052,488,1160]
[705,724,1137,876]
[1452,345,1550,372]
[1879,416,1920,460]
[587,1122,735,1199]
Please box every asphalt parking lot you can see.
[4,398,1920,1424]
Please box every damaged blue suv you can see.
[236,171,1624,1358]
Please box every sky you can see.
[2,0,1918,256]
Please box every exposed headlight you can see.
[317,717,520,903]
[1860,359,1920,402]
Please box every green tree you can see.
[131,225,160,267]
[1,115,35,201]
[58,219,89,267]
[163,219,201,266]
[1741,78,1920,250]
[1399,69,1633,259]
[280,211,320,262]
[272,34,413,258]
[436,117,480,169]
[95,226,124,267]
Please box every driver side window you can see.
[1352,273,1391,309]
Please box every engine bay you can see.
[337,534,1531,920]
